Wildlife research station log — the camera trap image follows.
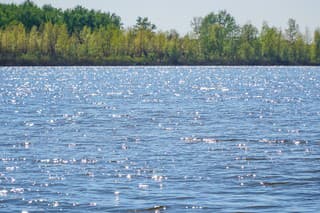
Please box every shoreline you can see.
[1,64,319,67]
[1,63,319,67]
[0,59,319,67]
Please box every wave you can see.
[181,137,309,145]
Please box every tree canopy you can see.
[0,0,121,32]
[0,1,319,65]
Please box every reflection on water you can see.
[0,66,320,212]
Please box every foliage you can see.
[0,0,121,32]
[0,1,318,65]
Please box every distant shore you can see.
[1,1,320,67]
[0,59,318,67]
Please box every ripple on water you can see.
[0,66,319,212]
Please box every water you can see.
[0,66,319,212]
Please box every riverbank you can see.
[1,57,318,66]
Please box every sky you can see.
[1,0,320,35]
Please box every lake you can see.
[0,66,319,212]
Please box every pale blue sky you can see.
[1,0,319,34]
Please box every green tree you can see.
[123,28,136,58]
[165,30,181,64]
[207,24,225,59]
[152,31,167,63]
[0,29,2,54]
[40,22,57,56]
[42,4,63,24]
[55,24,69,59]
[18,0,44,31]
[311,29,320,64]
[294,34,308,64]
[68,34,79,60]
[238,23,259,63]
[0,27,9,54]
[199,10,238,61]
[109,27,124,57]
[27,26,39,55]
[180,34,200,63]
[260,23,282,63]
[0,1,316,65]
[134,17,156,31]
[87,29,104,59]
[134,17,156,57]
[285,19,300,63]
[1,23,26,55]
[15,23,27,54]
[78,26,91,59]
[63,6,121,34]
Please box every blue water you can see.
[0,66,319,212]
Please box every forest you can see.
[0,0,320,65]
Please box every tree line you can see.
[0,0,320,65]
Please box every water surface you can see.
[0,66,319,212]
